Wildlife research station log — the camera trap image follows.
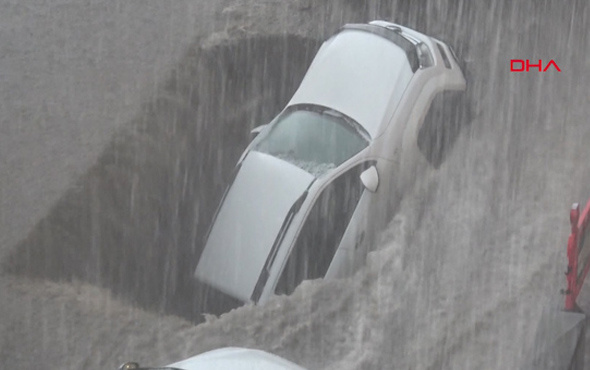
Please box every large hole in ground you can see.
[4,34,321,322]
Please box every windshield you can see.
[254,106,369,176]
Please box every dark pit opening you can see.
[4,34,321,322]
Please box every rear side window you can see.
[274,163,369,296]
[437,43,452,69]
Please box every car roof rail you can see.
[339,23,420,72]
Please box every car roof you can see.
[287,24,416,139]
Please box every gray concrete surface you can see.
[0,0,222,256]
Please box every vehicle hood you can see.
[168,347,306,370]
[288,28,414,138]
[195,151,314,302]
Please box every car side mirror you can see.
[250,124,268,139]
[360,166,379,192]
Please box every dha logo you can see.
[510,59,561,72]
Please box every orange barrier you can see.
[565,200,590,311]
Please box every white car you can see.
[119,347,306,370]
[195,21,466,306]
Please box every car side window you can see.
[274,162,370,296]
[417,91,466,168]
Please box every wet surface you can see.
[1,0,589,369]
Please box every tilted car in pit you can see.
[195,20,467,306]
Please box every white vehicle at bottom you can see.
[195,21,467,306]
[119,348,305,370]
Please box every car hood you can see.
[168,347,306,370]
[195,151,315,302]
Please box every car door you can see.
[272,161,374,297]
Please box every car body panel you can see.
[168,347,306,370]
[251,156,366,301]
[257,158,380,302]
[194,151,314,302]
[288,29,414,139]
